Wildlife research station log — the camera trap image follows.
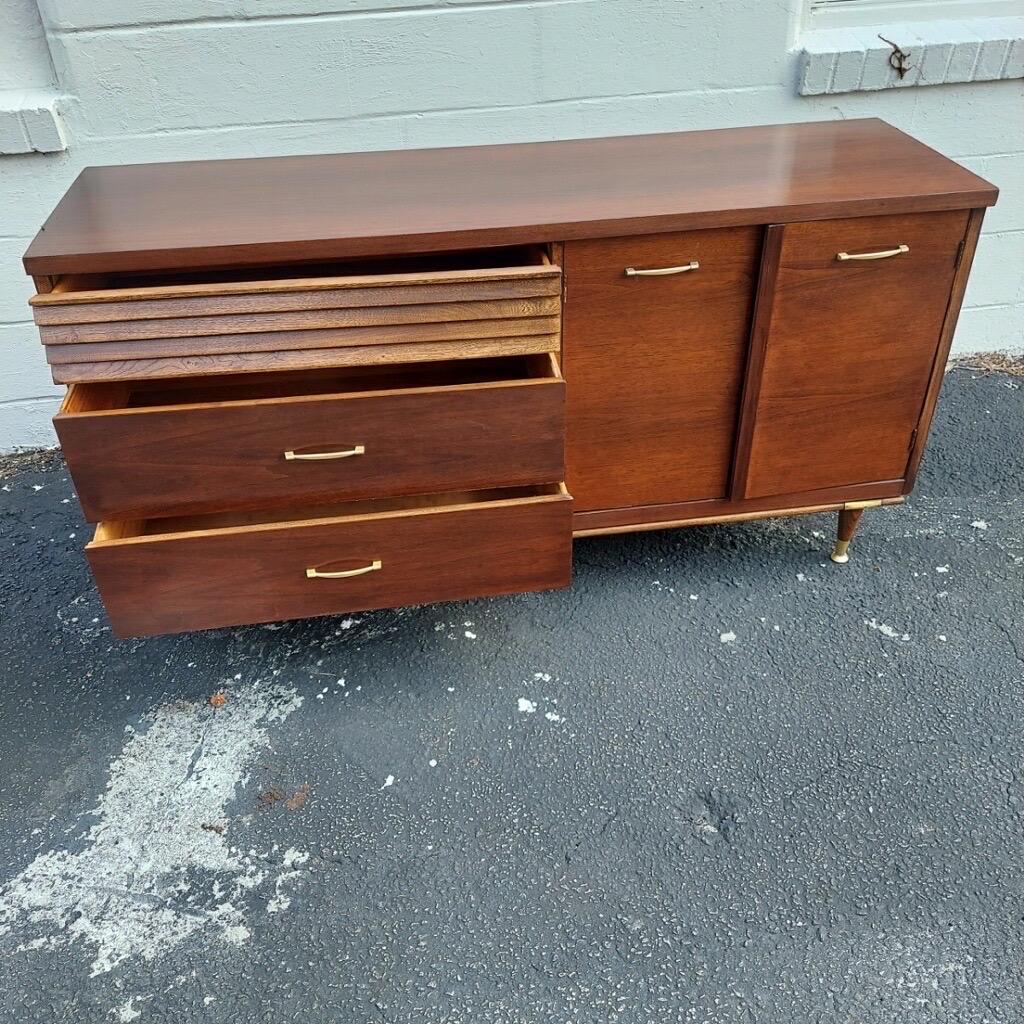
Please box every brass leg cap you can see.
[831,540,851,564]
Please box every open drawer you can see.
[57,353,565,521]
[31,246,562,383]
[87,484,572,637]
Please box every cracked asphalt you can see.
[0,365,1021,1024]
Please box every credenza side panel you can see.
[738,210,970,500]
[563,227,761,512]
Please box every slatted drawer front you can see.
[56,354,565,521]
[87,486,572,637]
[31,247,562,383]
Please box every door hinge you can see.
[561,272,567,305]
[908,427,919,453]
[843,499,883,510]
[954,240,965,269]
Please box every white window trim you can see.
[797,12,1024,95]
[808,0,1023,31]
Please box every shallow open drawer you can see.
[88,484,573,637]
[31,246,562,382]
[57,353,565,521]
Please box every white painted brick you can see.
[538,0,788,98]
[799,50,836,96]
[17,90,67,152]
[0,107,30,154]
[0,399,60,449]
[952,302,1024,356]
[964,231,1024,309]
[37,0,245,31]
[908,80,1024,156]
[0,324,62,405]
[961,153,1024,233]
[1005,36,1024,78]
[0,150,81,238]
[58,9,547,136]
[0,239,36,323]
[38,0,511,30]
[828,30,870,95]
[2,0,55,91]
[974,36,1012,81]
[944,37,982,82]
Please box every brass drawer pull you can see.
[306,559,382,579]
[284,445,365,461]
[836,244,909,262]
[624,261,699,277]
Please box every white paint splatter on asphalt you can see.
[865,618,911,641]
[113,996,143,1021]
[720,631,737,644]
[0,681,306,976]
[517,698,538,714]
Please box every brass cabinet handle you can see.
[284,445,365,461]
[624,261,699,276]
[836,244,909,262]
[306,559,382,579]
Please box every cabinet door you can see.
[738,210,969,500]
[564,227,761,512]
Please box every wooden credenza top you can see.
[25,118,996,277]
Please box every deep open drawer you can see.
[87,484,572,637]
[57,353,566,521]
[31,246,562,382]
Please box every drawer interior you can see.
[44,245,553,298]
[62,353,561,415]
[92,483,568,543]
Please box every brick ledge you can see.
[0,89,68,155]
[798,17,1024,95]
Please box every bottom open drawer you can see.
[87,484,572,637]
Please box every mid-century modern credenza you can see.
[23,119,998,637]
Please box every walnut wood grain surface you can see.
[24,120,996,277]
[572,479,905,535]
[739,210,970,499]
[47,334,560,383]
[87,488,572,637]
[564,226,761,511]
[57,361,565,520]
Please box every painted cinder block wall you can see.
[1,0,1021,450]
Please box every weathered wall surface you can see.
[1,0,1021,448]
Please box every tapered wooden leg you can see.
[831,508,865,564]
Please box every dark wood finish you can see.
[24,120,996,277]
[564,226,761,511]
[21,121,997,636]
[738,210,970,500]
[57,356,565,521]
[903,207,986,492]
[837,507,865,543]
[576,497,904,539]
[729,224,784,498]
[87,486,572,637]
[572,480,905,535]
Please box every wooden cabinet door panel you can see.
[564,227,761,511]
[740,210,969,500]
